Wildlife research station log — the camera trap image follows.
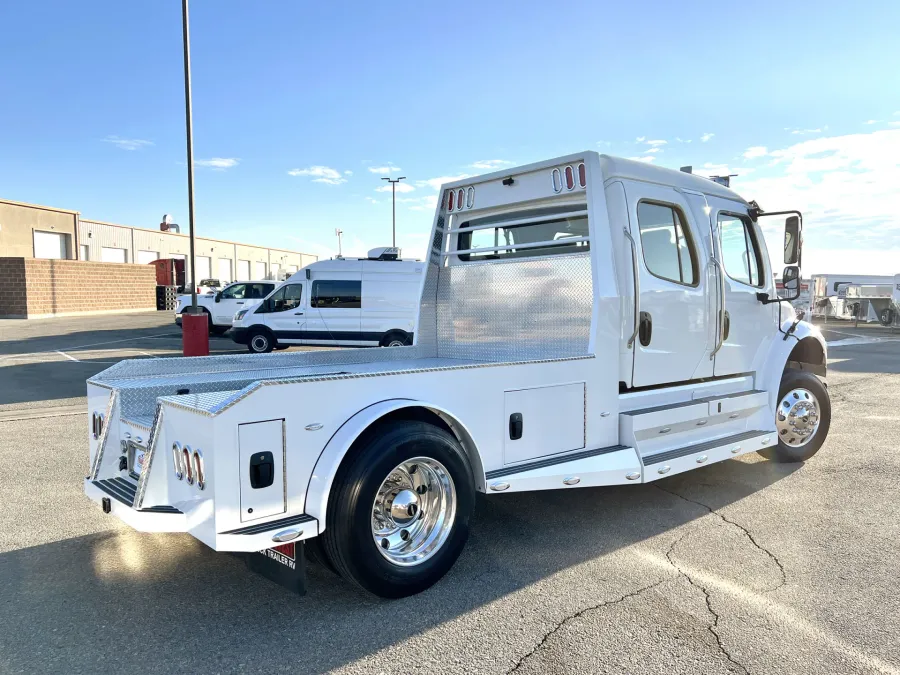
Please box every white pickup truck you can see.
[84,152,829,598]
[174,280,278,334]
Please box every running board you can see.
[641,430,775,483]
[485,445,642,493]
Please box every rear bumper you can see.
[84,478,319,552]
[230,326,250,344]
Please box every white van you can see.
[230,248,423,353]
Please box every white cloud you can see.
[644,148,662,154]
[743,146,768,159]
[789,127,825,136]
[287,165,347,185]
[627,156,656,163]
[103,135,152,151]
[700,133,714,142]
[695,162,753,177]
[344,170,353,176]
[863,119,880,125]
[415,174,471,191]
[396,195,439,211]
[375,182,415,193]
[469,159,514,170]
[890,121,900,127]
[645,139,667,147]
[194,157,239,170]
[675,137,692,143]
[635,136,646,142]
[736,128,900,275]
[368,165,402,175]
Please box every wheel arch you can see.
[759,320,827,411]
[304,399,484,531]
[786,336,826,377]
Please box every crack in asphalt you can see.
[664,532,750,675]
[506,579,667,673]
[656,484,787,593]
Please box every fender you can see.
[759,318,828,410]
[303,399,484,530]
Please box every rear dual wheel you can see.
[321,421,475,598]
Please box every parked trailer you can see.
[84,152,829,598]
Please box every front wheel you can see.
[247,329,275,354]
[321,421,475,598]
[759,369,831,463]
[880,307,895,326]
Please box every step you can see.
[641,430,775,483]
[484,445,642,493]
[619,390,770,457]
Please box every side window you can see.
[719,214,764,287]
[246,283,270,299]
[636,202,698,286]
[312,280,362,308]
[221,283,247,299]
[268,284,303,312]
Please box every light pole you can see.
[334,228,343,257]
[381,176,406,247]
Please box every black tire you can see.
[880,308,895,327]
[247,328,275,354]
[379,331,411,348]
[759,369,831,463]
[322,420,475,598]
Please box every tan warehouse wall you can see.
[0,201,78,258]
[0,257,156,319]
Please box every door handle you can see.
[509,413,523,440]
[249,451,274,489]
[236,301,244,305]
[294,312,304,315]
[639,311,652,346]
[623,227,641,349]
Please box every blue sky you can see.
[1,0,899,273]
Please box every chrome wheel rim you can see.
[776,388,821,447]
[371,457,456,567]
[387,339,405,347]
[251,335,268,352]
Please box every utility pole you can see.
[182,0,197,313]
[381,176,406,247]
[180,0,209,356]
[334,228,343,257]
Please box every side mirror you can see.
[780,265,801,301]
[784,216,801,265]
[214,292,222,303]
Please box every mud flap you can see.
[240,542,307,595]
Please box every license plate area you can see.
[128,441,148,479]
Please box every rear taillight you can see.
[172,442,184,479]
[447,190,454,212]
[564,165,575,190]
[578,162,586,188]
[183,446,193,485]
[466,186,475,208]
[456,189,464,210]
[193,449,205,490]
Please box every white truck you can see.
[175,280,278,334]
[230,248,422,352]
[84,152,829,598]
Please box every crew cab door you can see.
[624,182,714,387]
[707,197,777,376]
[213,283,249,325]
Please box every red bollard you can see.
[182,313,210,357]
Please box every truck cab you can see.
[84,152,828,599]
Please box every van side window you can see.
[719,213,763,287]
[312,280,362,308]
[264,284,303,312]
[636,202,698,286]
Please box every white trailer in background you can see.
[84,152,830,598]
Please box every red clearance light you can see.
[578,163,586,188]
[565,166,575,190]
[447,190,454,212]
[457,189,464,211]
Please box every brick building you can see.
[0,198,317,318]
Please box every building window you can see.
[311,280,362,308]
[719,213,764,287]
[636,202,698,286]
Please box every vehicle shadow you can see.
[0,458,800,674]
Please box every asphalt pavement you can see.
[1,313,899,674]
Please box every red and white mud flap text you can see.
[239,542,307,595]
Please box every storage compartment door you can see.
[503,383,585,466]
[238,420,286,522]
